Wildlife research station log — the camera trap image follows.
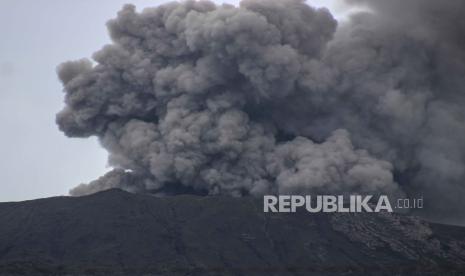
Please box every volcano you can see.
[0,189,464,275]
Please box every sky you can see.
[0,0,351,202]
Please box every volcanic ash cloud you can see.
[57,0,465,222]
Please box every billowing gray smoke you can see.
[57,0,465,223]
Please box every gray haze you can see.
[1,0,189,202]
[57,0,465,224]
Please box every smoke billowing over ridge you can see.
[57,0,465,223]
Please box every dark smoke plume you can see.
[57,0,465,223]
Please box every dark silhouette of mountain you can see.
[0,189,464,275]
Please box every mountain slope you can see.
[0,189,464,275]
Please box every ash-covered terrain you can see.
[0,189,464,275]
